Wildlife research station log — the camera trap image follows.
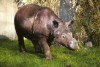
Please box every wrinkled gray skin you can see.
[14,4,79,59]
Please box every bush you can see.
[73,0,100,46]
[23,0,59,15]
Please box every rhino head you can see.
[51,19,79,50]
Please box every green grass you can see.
[0,39,100,67]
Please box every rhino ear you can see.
[65,20,74,27]
[53,20,59,28]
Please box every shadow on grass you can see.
[0,38,18,52]
[0,35,44,58]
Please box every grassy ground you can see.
[0,39,100,67]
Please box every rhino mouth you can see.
[55,41,68,48]
[62,43,77,50]
[54,41,62,46]
[55,41,78,50]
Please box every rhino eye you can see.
[53,20,59,28]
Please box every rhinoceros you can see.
[14,4,79,59]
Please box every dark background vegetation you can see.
[74,0,100,46]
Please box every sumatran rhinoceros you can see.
[14,4,79,59]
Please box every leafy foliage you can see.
[15,0,59,15]
[73,0,100,46]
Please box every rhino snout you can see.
[69,38,79,50]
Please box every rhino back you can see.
[14,4,60,40]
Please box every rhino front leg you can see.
[39,38,53,60]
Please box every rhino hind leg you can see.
[32,40,43,53]
[18,35,27,52]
